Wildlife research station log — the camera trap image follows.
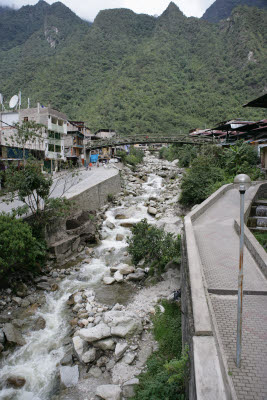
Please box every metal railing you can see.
[85,133,220,151]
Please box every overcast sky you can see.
[0,0,215,21]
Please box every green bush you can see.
[127,219,181,274]
[118,146,144,166]
[179,141,263,207]
[0,214,46,276]
[159,144,197,167]
[179,155,225,206]
[131,301,186,400]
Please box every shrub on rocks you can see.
[127,219,181,275]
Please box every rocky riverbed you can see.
[0,152,183,400]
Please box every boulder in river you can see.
[33,316,46,331]
[78,323,111,343]
[96,384,122,400]
[115,342,128,360]
[116,234,124,241]
[3,323,26,346]
[73,336,87,362]
[60,365,79,388]
[147,206,157,216]
[81,347,96,363]
[103,276,115,285]
[114,271,124,283]
[6,376,26,388]
[106,221,115,230]
[103,311,143,338]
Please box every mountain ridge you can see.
[0,2,266,133]
[202,0,267,23]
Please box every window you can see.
[23,117,28,122]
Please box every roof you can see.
[243,93,267,108]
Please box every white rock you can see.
[122,378,139,398]
[104,311,143,338]
[89,366,102,378]
[112,362,141,385]
[78,323,111,343]
[122,352,136,365]
[72,336,87,362]
[94,338,115,351]
[103,276,115,285]
[115,342,128,359]
[81,347,96,363]
[60,365,79,388]
[114,271,124,282]
[147,207,157,216]
[96,384,122,400]
[117,264,135,275]
[74,293,83,304]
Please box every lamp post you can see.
[234,174,251,368]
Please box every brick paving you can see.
[211,295,267,400]
[192,186,267,400]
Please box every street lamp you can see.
[234,173,251,368]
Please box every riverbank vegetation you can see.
[117,146,144,167]
[127,219,181,275]
[132,300,188,400]
[0,214,46,276]
[160,141,263,207]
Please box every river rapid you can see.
[0,153,183,400]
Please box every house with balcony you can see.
[0,103,68,172]
[65,121,86,166]
[20,104,68,171]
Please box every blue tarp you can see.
[90,154,99,163]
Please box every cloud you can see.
[0,0,215,21]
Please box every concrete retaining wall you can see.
[66,172,121,212]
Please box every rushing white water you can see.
[0,171,163,400]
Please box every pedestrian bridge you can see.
[86,133,218,151]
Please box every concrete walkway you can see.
[193,186,267,400]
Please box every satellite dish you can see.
[9,95,19,109]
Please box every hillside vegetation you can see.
[0,1,266,134]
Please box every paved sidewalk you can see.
[193,186,267,400]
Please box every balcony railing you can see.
[48,122,64,134]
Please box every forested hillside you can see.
[0,1,266,134]
[202,0,267,23]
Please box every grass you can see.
[131,300,187,400]
[253,231,267,251]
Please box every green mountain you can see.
[0,1,266,134]
[202,0,267,23]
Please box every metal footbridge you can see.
[86,133,219,151]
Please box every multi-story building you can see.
[0,103,68,172]
[65,121,85,166]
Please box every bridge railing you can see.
[86,134,220,150]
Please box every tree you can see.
[3,158,74,237]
